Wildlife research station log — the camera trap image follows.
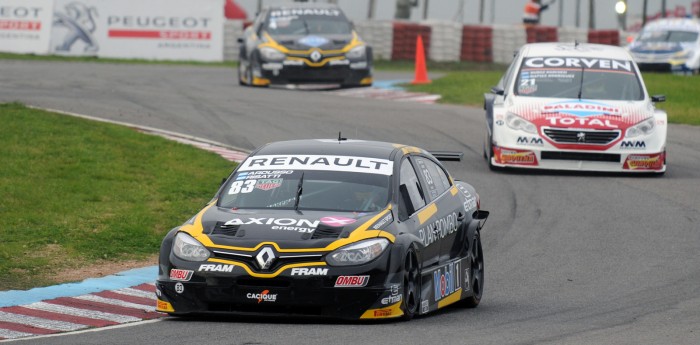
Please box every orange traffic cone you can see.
[411,35,431,85]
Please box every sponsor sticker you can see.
[523,57,633,72]
[494,147,538,166]
[174,282,184,294]
[418,212,459,248]
[237,155,393,176]
[373,309,392,317]
[169,269,193,281]
[255,179,283,191]
[623,153,664,170]
[517,136,544,146]
[381,294,402,305]
[372,212,393,229]
[421,300,429,314]
[290,267,328,276]
[335,275,370,287]
[320,216,356,227]
[433,260,461,302]
[247,290,277,303]
[542,100,622,117]
[620,141,646,149]
[225,217,319,233]
[198,264,234,272]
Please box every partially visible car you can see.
[156,139,489,320]
[628,18,700,74]
[484,42,667,174]
[238,4,373,87]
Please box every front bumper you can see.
[257,59,372,86]
[156,250,404,320]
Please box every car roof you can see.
[253,139,410,160]
[520,42,634,60]
[643,18,700,32]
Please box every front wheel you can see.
[459,231,484,308]
[401,248,420,321]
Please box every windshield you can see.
[515,56,643,101]
[638,30,699,43]
[265,9,351,36]
[219,170,390,213]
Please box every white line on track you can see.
[111,288,156,300]
[0,311,87,332]
[73,296,154,312]
[23,302,141,323]
[1,319,164,343]
[0,329,34,340]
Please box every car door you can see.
[411,156,463,264]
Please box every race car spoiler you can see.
[429,151,463,161]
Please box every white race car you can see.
[628,18,700,74]
[484,42,667,174]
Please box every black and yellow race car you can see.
[156,139,488,320]
[237,4,373,87]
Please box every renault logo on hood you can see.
[309,50,322,62]
[256,246,276,270]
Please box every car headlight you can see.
[326,238,389,266]
[506,112,537,134]
[625,118,655,138]
[172,232,210,262]
[259,47,286,61]
[346,45,366,60]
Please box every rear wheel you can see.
[459,231,483,308]
[401,248,420,321]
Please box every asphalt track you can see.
[2,60,700,345]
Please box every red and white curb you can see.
[0,284,159,341]
[328,87,441,104]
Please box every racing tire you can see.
[484,133,498,171]
[458,231,483,308]
[248,54,269,88]
[401,248,420,321]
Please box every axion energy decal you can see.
[623,153,665,170]
[50,0,223,61]
[493,146,538,166]
[238,155,393,175]
[0,0,53,54]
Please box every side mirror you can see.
[651,95,666,103]
[490,86,504,96]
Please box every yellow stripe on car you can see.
[359,301,404,319]
[437,288,463,309]
[417,203,437,225]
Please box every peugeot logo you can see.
[577,132,586,143]
[256,246,276,270]
[309,50,322,62]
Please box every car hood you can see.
[509,98,654,131]
[190,205,389,249]
[629,41,688,55]
[268,33,354,51]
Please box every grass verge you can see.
[406,70,700,126]
[0,103,235,290]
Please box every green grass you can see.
[406,70,700,126]
[0,52,238,68]
[0,103,235,290]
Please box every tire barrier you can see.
[391,22,432,61]
[460,25,492,63]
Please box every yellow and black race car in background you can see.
[238,4,373,87]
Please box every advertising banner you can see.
[0,0,53,54]
[50,0,223,61]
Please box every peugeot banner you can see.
[50,0,223,61]
[0,0,54,54]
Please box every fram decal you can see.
[198,264,234,272]
[290,267,328,276]
[237,155,393,175]
[433,260,461,301]
[169,269,193,281]
[542,100,621,117]
[335,275,369,287]
[620,141,646,149]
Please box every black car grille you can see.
[210,250,324,272]
[543,128,620,145]
[541,151,621,162]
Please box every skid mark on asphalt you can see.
[0,284,160,341]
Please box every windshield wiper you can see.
[577,64,585,100]
[294,172,304,211]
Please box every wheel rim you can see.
[404,252,419,314]
[471,233,484,300]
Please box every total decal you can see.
[198,264,234,272]
[493,146,538,166]
[237,155,394,176]
[49,0,223,61]
[0,0,54,54]
[246,290,277,303]
[433,260,461,302]
[418,212,459,248]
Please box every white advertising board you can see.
[50,0,223,61]
[0,0,53,54]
